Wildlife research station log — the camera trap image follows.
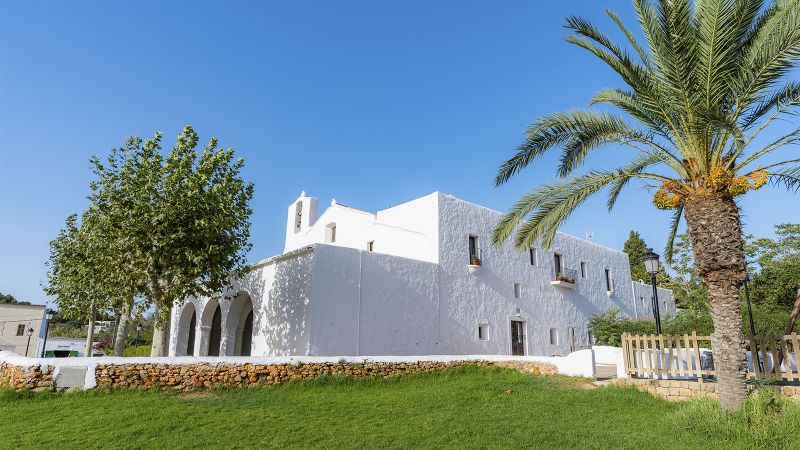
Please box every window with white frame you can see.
[549,328,559,345]
[367,241,374,251]
[529,247,538,266]
[513,283,521,299]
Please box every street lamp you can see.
[25,327,34,357]
[643,248,663,335]
[135,323,143,349]
[40,312,54,358]
[743,272,763,372]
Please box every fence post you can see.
[780,334,791,381]
[791,333,800,382]
[748,335,758,379]
[691,331,703,383]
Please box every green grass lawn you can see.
[2,366,798,449]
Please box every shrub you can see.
[672,388,800,449]
[589,302,789,346]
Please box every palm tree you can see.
[493,0,799,411]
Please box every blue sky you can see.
[1,1,798,307]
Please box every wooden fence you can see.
[621,332,800,382]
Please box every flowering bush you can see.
[94,337,112,353]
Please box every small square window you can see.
[529,248,538,266]
[513,283,521,299]
[549,328,559,345]
[580,262,587,278]
[16,324,25,336]
[478,324,489,341]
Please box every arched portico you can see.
[224,292,254,356]
[175,303,197,356]
[199,298,223,356]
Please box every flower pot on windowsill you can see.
[468,255,482,274]
[550,272,576,288]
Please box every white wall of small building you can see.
[0,304,45,356]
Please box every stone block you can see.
[55,367,87,390]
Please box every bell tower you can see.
[284,191,318,252]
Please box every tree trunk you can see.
[683,193,748,411]
[113,300,132,357]
[150,302,170,357]
[146,267,171,357]
[84,298,96,358]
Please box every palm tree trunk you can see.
[683,193,747,411]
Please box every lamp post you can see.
[135,323,143,350]
[643,249,662,335]
[743,272,763,373]
[25,327,34,357]
[40,312,53,358]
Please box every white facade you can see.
[0,303,45,356]
[169,192,674,358]
[36,337,106,358]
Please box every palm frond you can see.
[740,81,800,129]
[607,154,662,211]
[736,0,800,109]
[664,205,685,265]
[605,8,650,66]
[767,165,800,191]
[494,169,666,250]
[590,88,673,141]
[694,0,740,109]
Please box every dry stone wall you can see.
[2,358,557,392]
[0,362,54,392]
[617,378,800,401]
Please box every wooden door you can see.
[511,321,525,356]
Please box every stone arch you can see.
[225,292,254,356]
[199,298,223,356]
[176,303,197,356]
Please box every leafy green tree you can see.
[746,223,800,334]
[44,214,121,356]
[89,126,254,356]
[624,231,649,282]
[0,293,31,305]
[664,234,710,311]
[623,230,671,285]
[492,0,800,410]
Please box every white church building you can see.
[168,192,674,358]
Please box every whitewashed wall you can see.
[171,192,675,358]
[308,245,441,356]
[169,249,314,358]
[283,192,438,263]
[437,194,638,357]
[631,281,676,320]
